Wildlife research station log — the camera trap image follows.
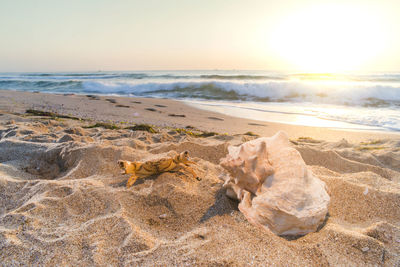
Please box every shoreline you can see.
[185,99,395,133]
[1,89,399,143]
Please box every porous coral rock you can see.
[220,131,330,235]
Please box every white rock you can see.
[363,187,369,195]
[361,247,369,252]
[220,131,330,236]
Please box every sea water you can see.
[1,70,399,131]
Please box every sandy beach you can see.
[1,90,399,143]
[0,90,399,266]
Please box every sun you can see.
[269,4,387,73]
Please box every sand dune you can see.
[0,111,399,266]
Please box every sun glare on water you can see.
[269,4,387,73]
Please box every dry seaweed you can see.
[84,122,120,130]
[175,128,218,138]
[26,109,81,120]
[125,124,158,133]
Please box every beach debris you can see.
[84,122,121,130]
[220,131,330,236]
[175,128,219,138]
[159,213,168,219]
[25,109,81,120]
[243,131,259,137]
[118,151,198,188]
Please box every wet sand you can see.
[1,89,399,143]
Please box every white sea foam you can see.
[79,79,400,107]
[186,100,400,131]
[1,71,400,131]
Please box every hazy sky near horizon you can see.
[1,0,399,72]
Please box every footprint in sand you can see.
[168,114,186,117]
[105,98,117,104]
[86,95,100,100]
[131,101,142,104]
[145,108,161,113]
[207,117,224,121]
[248,123,267,127]
[155,104,167,108]
[115,104,130,108]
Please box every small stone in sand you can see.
[159,214,168,219]
[363,187,369,195]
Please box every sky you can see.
[0,0,399,72]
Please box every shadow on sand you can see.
[199,187,239,223]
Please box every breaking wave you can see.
[1,78,400,107]
[0,80,83,91]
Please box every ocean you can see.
[1,70,399,132]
